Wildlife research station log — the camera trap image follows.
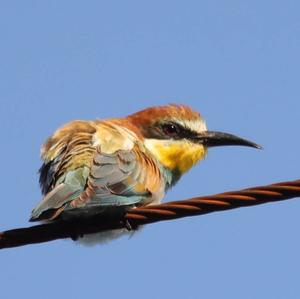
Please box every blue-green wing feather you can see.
[64,148,151,213]
[31,147,153,221]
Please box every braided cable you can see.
[1,179,300,249]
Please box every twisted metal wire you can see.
[1,178,300,249]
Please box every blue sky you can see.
[1,1,300,298]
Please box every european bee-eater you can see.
[30,104,260,243]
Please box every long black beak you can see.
[194,131,262,149]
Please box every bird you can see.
[30,104,261,244]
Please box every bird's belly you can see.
[76,228,134,246]
[74,189,164,245]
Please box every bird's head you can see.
[127,104,261,176]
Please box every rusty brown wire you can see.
[1,178,300,249]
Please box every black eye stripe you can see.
[159,122,198,139]
[141,121,199,140]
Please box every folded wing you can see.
[30,120,162,221]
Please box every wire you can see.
[1,178,300,249]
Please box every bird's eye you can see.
[161,123,180,137]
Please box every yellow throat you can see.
[145,139,207,173]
